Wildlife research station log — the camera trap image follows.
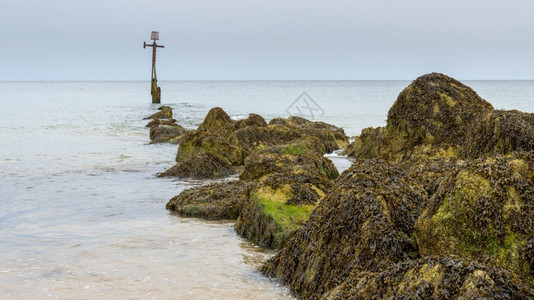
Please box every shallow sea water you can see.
[0,80,532,298]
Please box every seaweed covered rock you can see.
[149,121,188,144]
[235,172,330,249]
[389,73,493,146]
[464,109,534,158]
[159,152,237,179]
[404,157,462,197]
[144,105,173,120]
[236,113,268,128]
[197,107,234,134]
[176,130,246,165]
[175,107,348,169]
[240,151,339,181]
[324,255,534,299]
[415,152,534,282]
[270,116,349,152]
[345,73,494,161]
[144,107,189,143]
[262,159,427,299]
[166,180,255,219]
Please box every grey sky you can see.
[1,0,533,80]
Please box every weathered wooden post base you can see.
[144,31,164,103]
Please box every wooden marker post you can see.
[143,31,164,103]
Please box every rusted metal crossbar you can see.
[144,31,164,103]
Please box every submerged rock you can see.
[159,152,237,179]
[262,159,427,299]
[323,255,534,299]
[415,152,534,283]
[166,180,255,220]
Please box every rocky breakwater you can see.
[159,106,348,248]
[261,73,534,299]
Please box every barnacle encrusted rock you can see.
[262,159,427,299]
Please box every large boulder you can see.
[415,152,534,282]
[344,73,495,161]
[159,152,237,179]
[323,256,534,299]
[166,180,255,220]
[262,159,427,299]
[388,73,493,147]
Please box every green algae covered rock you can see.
[262,159,427,299]
[415,152,534,283]
[166,180,255,220]
[323,255,534,299]
[235,148,337,248]
[235,172,331,249]
[176,130,246,165]
[159,152,237,179]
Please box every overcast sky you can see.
[1,0,533,80]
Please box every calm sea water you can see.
[0,80,533,299]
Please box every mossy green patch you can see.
[280,143,313,155]
[254,186,315,233]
